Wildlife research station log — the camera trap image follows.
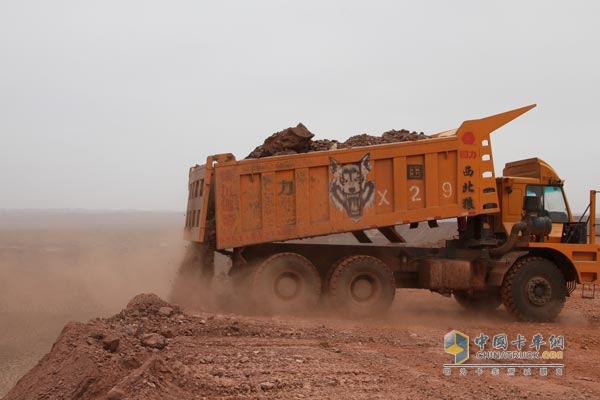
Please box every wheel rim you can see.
[350,274,379,303]
[273,272,301,300]
[526,277,552,306]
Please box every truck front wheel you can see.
[501,257,566,322]
[328,255,395,318]
[251,252,321,315]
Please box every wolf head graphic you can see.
[329,153,375,220]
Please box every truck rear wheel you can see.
[501,257,566,322]
[328,255,395,318]
[251,252,321,314]
[454,289,502,311]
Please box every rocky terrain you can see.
[4,287,600,400]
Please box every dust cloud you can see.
[167,243,263,317]
[0,211,185,396]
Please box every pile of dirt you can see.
[246,123,315,158]
[247,124,428,159]
[6,289,600,400]
[5,293,417,400]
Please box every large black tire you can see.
[251,253,321,315]
[328,255,395,318]
[454,289,502,311]
[501,257,566,322]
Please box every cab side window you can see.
[543,186,569,222]
[526,185,569,223]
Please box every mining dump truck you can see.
[183,105,600,321]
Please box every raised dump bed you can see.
[185,105,534,250]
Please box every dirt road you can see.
[1,211,600,399]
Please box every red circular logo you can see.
[462,132,475,145]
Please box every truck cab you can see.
[497,158,576,243]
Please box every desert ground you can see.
[1,211,600,399]
[0,211,182,397]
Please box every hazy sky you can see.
[1,1,599,212]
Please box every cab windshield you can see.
[525,185,570,222]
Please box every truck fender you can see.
[486,251,530,286]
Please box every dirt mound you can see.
[5,289,600,400]
[247,124,428,159]
[4,293,367,400]
[126,293,172,313]
[3,293,186,400]
[3,294,193,400]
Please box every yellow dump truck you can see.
[183,105,599,321]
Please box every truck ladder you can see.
[581,283,597,299]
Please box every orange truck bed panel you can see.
[185,105,535,249]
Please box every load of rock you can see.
[246,123,428,159]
